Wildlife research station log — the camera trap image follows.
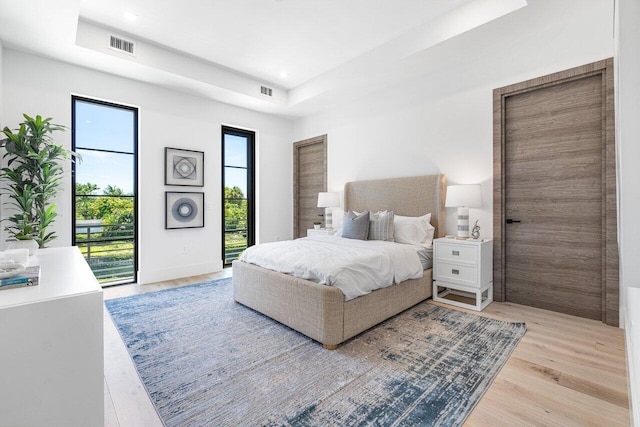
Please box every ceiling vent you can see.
[260,85,273,97]
[109,35,136,56]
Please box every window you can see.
[222,126,255,265]
[72,96,138,285]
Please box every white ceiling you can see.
[0,0,527,117]
[78,0,471,89]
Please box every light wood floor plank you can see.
[104,309,163,427]
[501,364,628,425]
[470,374,626,427]
[103,271,629,426]
[509,342,628,397]
[507,356,628,410]
[514,333,627,377]
[104,378,119,427]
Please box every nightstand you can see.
[307,228,338,237]
[432,237,493,311]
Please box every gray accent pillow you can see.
[368,210,395,241]
[342,210,370,240]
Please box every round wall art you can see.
[172,198,198,222]
[165,192,204,229]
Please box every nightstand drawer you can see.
[435,262,478,287]
[435,242,478,264]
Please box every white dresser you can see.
[0,247,104,427]
[432,238,493,311]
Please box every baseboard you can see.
[137,260,224,285]
[625,286,640,427]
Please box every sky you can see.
[75,101,249,198]
[74,100,135,194]
[224,134,248,197]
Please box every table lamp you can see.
[317,192,340,230]
[445,184,482,239]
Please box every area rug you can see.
[106,278,525,427]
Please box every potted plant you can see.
[313,221,322,230]
[1,114,75,252]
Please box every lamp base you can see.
[456,206,470,239]
[325,207,333,230]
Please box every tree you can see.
[225,186,245,206]
[224,186,247,232]
[75,182,133,227]
[103,185,124,196]
[76,182,99,195]
[95,197,134,226]
[75,182,100,220]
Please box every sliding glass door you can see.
[72,96,138,285]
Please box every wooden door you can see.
[493,59,618,325]
[293,135,327,238]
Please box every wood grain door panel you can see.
[494,59,618,326]
[293,135,327,238]
[503,73,605,320]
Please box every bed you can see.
[232,174,446,349]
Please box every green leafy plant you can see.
[1,114,76,247]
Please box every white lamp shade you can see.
[445,185,482,208]
[317,192,340,208]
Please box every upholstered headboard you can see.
[344,174,447,238]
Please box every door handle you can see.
[506,219,521,224]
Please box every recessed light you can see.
[280,71,288,79]
[123,11,138,22]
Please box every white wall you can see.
[615,0,640,423]
[616,0,640,296]
[292,0,614,239]
[1,49,293,283]
[0,40,3,236]
[0,39,3,127]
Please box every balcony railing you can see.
[224,217,247,264]
[75,222,135,284]
[76,218,248,279]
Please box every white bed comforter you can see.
[239,235,424,301]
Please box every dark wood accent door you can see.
[293,135,327,238]
[505,75,603,319]
[493,59,618,325]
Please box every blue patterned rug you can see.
[106,278,525,426]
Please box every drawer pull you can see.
[452,269,460,275]
[452,250,460,256]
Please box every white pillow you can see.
[394,213,435,247]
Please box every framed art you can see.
[165,147,204,187]
[165,192,205,229]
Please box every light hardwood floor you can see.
[103,272,629,426]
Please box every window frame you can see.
[71,95,139,286]
[221,125,255,266]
